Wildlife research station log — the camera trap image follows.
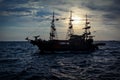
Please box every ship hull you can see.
[30,40,98,53]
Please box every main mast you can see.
[83,15,91,40]
[50,12,58,40]
[66,11,74,39]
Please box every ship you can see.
[26,11,105,53]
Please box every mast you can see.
[50,12,58,40]
[66,11,74,39]
[83,15,91,40]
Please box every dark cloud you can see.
[82,0,120,20]
[1,0,28,4]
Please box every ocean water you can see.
[0,41,120,80]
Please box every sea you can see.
[0,41,120,80]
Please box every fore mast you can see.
[50,12,58,40]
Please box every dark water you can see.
[0,41,120,80]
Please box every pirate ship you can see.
[26,11,105,53]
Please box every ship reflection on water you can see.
[0,41,120,80]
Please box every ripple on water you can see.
[0,41,120,80]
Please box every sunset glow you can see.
[72,15,81,24]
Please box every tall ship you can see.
[26,11,105,53]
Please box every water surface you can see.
[0,41,120,80]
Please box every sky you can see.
[0,0,120,41]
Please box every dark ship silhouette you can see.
[26,11,105,53]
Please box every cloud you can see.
[0,0,120,40]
